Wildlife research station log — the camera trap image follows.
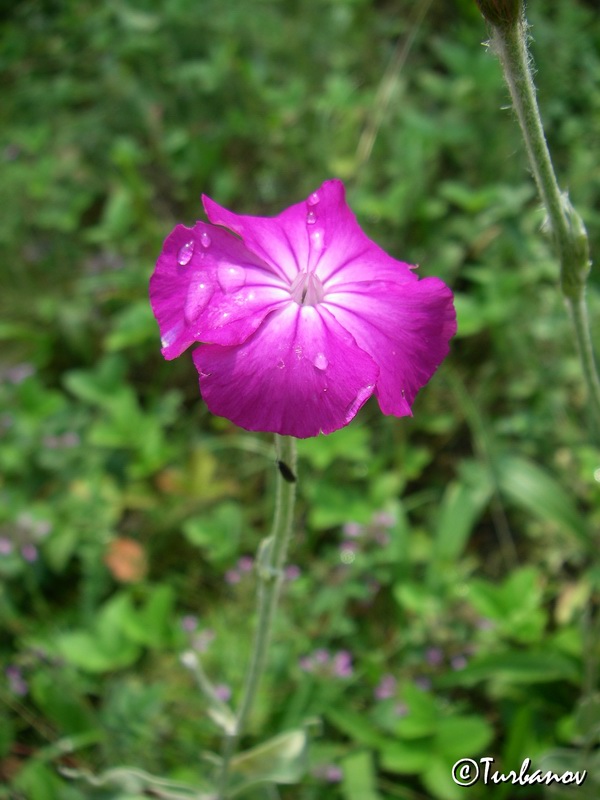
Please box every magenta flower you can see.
[150,180,456,438]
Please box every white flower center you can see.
[289,271,325,306]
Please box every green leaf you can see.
[380,739,431,774]
[467,567,547,642]
[182,502,243,564]
[422,757,464,800]
[118,585,176,648]
[573,693,600,743]
[56,630,140,673]
[12,762,67,800]
[439,649,580,688]
[29,671,96,735]
[297,424,371,469]
[496,454,589,546]
[434,715,494,760]
[326,708,390,749]
[430,471,492,567]
[395,685,439,739]
[105,301,157,351]
[227,729,308,796]
[340,751,382,800]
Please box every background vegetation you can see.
[1,0,600,798]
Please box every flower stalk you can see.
[486,8,600,427]
[217,434,297,798]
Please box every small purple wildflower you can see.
[192,629,215,653]
[225,569,241,585]
[285,564,301,581]
[342,521,364,538]
[214,683,232,702]
[312,764,344,783]
[0,537,13,556]
[299,655,314,672]
[181,615,198,633]
[299,648,353,679]
[372,511,395,529]
[394,701,409,717]
[373,529,390,546]
[374,673,397,700]
[5,363,35,384]
[21,544,38,563]
[5,666,28,697]
[451,655,468,671]
[425,647,443,667]
[313,648,330,665]
[332,650,353,678]
[414,676,432,691]
[43,432,80,449]
[237,555,254,572]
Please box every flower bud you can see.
[474,0,522,28]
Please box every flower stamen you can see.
[289,271,325,306]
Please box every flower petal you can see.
[202,180,418,289]
[149,222,288,359]
[324,277,456,416]
[192,304,379,438]
[203,194,310,284]
[303,181,419,288]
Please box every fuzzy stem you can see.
[490,13,600,428]
[217,434,297,798]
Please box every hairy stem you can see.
[217,435,297,798]
[490,13,600,429]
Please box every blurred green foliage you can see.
[1,0,600,798]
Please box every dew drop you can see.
[344,384,374,422]
[277,359,285,369]
[217,263,246,293]
[177,240,195,266]
[306,211,317,225]
[313,352,328,371]
[307,192,320,206]
[294,344,303,360]
[200,231,211,248]
[184,276,214,324]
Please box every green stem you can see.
[490,13,600,429]
[217,434,297,798]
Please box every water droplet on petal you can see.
[217,263,246,293]
[200,231,211,248]
[277,359,285,369]
[306,211,317,225]
[177,240,195,266]
[313,352,328,371]
[344,385,374,423]
[184,276,214,324]
[294,345,303,360]
[307,192,320,206]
